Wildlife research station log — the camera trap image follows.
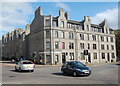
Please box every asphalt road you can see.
[1,61,119,84]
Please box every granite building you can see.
[26,7,116,65]
[2,7,116,65]
[2,25,30,60]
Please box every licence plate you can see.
[26,66,31,67]
[85,71,89,73]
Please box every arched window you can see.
[61,21,64,28]
[87,25,89,31]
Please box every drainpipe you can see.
[98,35,100,63]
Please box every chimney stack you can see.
[59,8,64,16]
[35,6,42,17]
[65,12,70,20]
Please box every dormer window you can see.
[61,21,64,28]
[87,25,89,31]
[106,27,108,34]
[46,19,50,26]
[53,20,57,27]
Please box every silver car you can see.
[15,60,35,72]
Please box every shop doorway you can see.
[88,53,91,63]
[107,53,110,62]
[46,55,51,64]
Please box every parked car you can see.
[61,61,91,77]
[15,60,35,72]
[116,57,120,61]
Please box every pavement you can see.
[0,60,119,67]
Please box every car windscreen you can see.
[23,62,33,64]
[74,62,85,67]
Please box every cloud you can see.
[56,2,71,12]
[91,7,118,29]
[1,0,39,2]
[0,2,34,37]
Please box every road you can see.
[1,61,119,84]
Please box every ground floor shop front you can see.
[30,51,116,65]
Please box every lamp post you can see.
[2,45,5,59]
[33,52,36,63]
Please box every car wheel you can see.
[19,67,22,72]
[61,70,65,75]
[15,66,17,71]
[73,71,77,77]
[31,70,34,72]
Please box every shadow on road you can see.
[52,72,89,77]
[52,72,75,77]
[10,70,33,73]
[116,63,120,66]
[0,61,16,64]
[111,63,120,66]
[52,72,63,76]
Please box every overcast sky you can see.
[0,1,119,38]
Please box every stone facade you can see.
[2,26,30,60]
[2,7,116,65]
[26,7,116,65]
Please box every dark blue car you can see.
[61,61,91,77]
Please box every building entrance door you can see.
[88,53,91,63]
[62,53,66,63]
[46,55,51,64]
[107,53,110,62]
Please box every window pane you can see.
[111,45,114,50]
[55,42,59,49]
[46,55,51,64]
[46,19,50,26]
[107,45,109,50]
[69,42,74,49]
[87,25,89,31]
[92,35,96,41]
[93,44,97,49]
[80,43,84,49]
[93,53,97,59]
[101,36,104,41]
[61,21,64,28]
[69,43,71,49]
[69,32,74,39]
[110,37,113,42]
[106,37,109,42]
[53,21,57,27]
[80,34,84,40]
[62,42,65,49]
[46,31,50,38]
[72,43,74,49]
[55,31,58,38]
[55,55,59,64]
[81,53,85,60]
[46,42,50,49]
[111,53,115,58]
[87,34,89,40]
[88,43,90,49]
[70,53,74,60]
[101,44,104,50]
[102,53,105,59]
[61,31,64,38]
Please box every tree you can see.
[115,29,120,57]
